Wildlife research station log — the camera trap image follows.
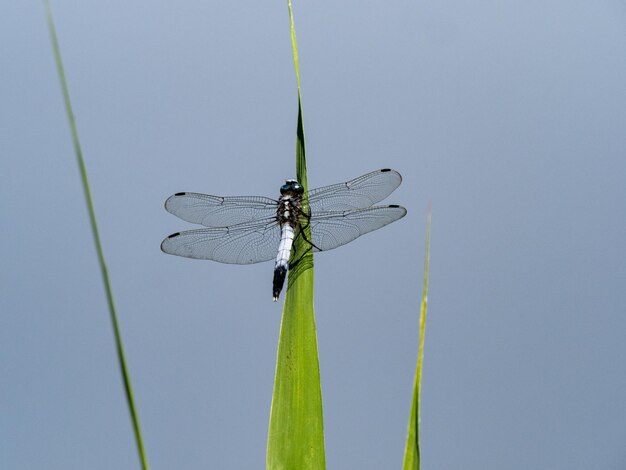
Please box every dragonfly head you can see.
[280,179,304,196]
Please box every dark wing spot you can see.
[381,168,391,172]
[168,232,181,238]
[174,192,186,196]
[389,204,400,208]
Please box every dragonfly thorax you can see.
[276,194,303,227]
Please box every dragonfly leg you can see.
[297,214,322,251]
[289,225,315,269]
[289,244,313,267]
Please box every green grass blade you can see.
[403,207,432,470]
[287,0,303,97]
[44,2,149,469]
[266,252,324,469]
[266,2,325,468]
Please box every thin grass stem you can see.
[44,2,149,468]
[403,206,432,470]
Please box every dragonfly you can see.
[161,168,407,301]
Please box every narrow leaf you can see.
[403,207,432,470]
[266,2,325,468]
[44,2,149,468]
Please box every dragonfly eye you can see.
[280,180,304,195]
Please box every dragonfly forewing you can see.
[307,168,402,212]
[165,193,278,227]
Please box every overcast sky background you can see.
[2,1,626,469]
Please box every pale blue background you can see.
[2,1,625,469]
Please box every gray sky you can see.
[2,1,626,469]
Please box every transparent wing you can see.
[309,205,407,252]
[307,169,402,212]
[161,218,281,264]
[164,193,278,227]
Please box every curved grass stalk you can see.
[44,2,149,468]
